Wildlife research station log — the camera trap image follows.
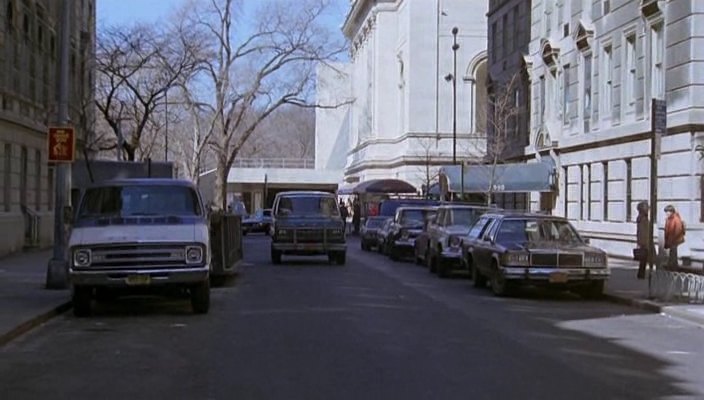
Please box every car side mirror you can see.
[63,206,74,224]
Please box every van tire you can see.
[191,280,210,314]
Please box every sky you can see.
[98,0,349,33]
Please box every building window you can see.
[3,144,10,212]
[603,0,610,15]
[502,14,509,58]
[513,5,520,52]
[6,1,14,33]
[583,53,592,132]
[586,164,592,220]
[602,44,613,119]
[564,166,569,218]
[20,146,27,207]
[35,150,41,210]
[539,75,546,126]
[603,161,609,221]
[651,23,664,100]
[624,33,637,112]
[625,158,632,221]
[491,22,497,63]
[563,64,570,126]
[579,165,584,220]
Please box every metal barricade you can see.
[652,268,704,303]
[209,212,243,279]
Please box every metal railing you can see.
[231,158,315,169]
[21,206,40,248]
[652,268,704,303]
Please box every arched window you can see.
[473,60,488,134]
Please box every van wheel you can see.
[72,286,93,317]
[271,246,282,265]
[191,280,210,314]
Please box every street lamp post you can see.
[444,27,460,165]
[164,88,169,162]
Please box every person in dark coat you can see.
[352,198,361,235]
[635,201,653,279]
[339,200,349,233]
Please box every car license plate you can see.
[549,272,569,283]
[126,274,151,286]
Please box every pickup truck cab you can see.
[270,191,346,265]
[68,179,210,316]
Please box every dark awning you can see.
[351,179,417,194]
[439,158,557,193]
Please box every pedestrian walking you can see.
[352,198,361,235]
[664,204,685,269]
[634,201,652,279]
[339,200,349,234]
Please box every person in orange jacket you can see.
[663,204,685,269]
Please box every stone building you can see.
[527,0,704,261]
[0,0,95,257]
[321,0,490,192]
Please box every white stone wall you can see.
[339,0,488,183]
[528,1,704,262]
[315,63,352,172]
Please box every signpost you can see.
[649,98,666,297]
[47,127,75,163]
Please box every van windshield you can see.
[276,196,339,217]
[78,185,202,218]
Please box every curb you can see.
[603,293,663,313]
[0,301,72,347]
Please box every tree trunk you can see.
[214,157,228,211]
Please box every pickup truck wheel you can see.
[72,286,93,317]
[191,280,210,314]
[271,246,282,265]
[472,260,487,288]
[437,258,449,278]
[428,253,437,273]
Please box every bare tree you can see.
[467,72,522,206]
[414,138,441,198]
[181,0,347,210]
[94,22,202,161]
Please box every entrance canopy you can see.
[338,179,417,195]
[439,158,557,193]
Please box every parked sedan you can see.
[242,209,272,235]
[413,212,438,266]
[426,204,493,278]
[385,206,436,261]
[361,216,390,251]
[376,218,395,254]
[463,212,609,298]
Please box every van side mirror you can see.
[63,206,74,224]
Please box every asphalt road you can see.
[2,235,704,400]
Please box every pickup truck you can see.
[68,178,211,316]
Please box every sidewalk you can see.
[1,251,704,348]
[0,249,71,346]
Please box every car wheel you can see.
[490,263,513,297]
[271,246,282,265]
[72,286,93,317]
[191,280,210,314]
[577,281,604,299]
[336,251,347,266]
[361,241,368,251]
[472,259,487,288]
[377,242,384,254]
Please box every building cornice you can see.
[349,131,486,154]
[344,155,484,176]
